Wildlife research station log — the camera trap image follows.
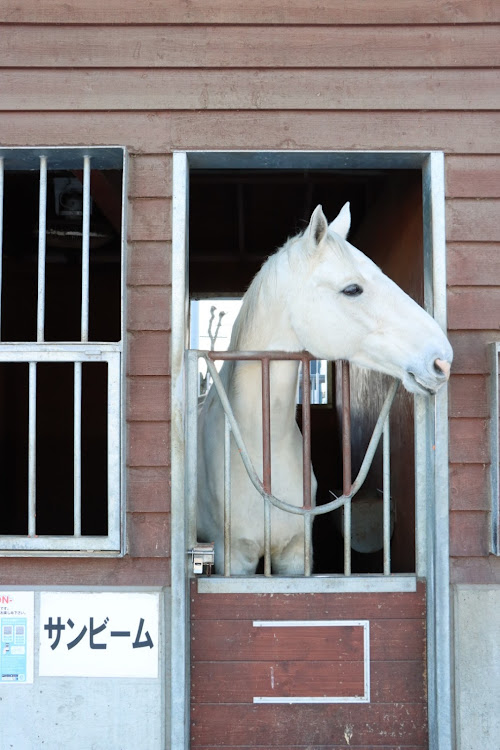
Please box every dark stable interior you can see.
[0,169,122,537]
[190,169,424,574]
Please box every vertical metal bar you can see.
[28,362,37,537]
[414,396,428,578]
[262,357,272,576]
[383,417,391,575]
[0,157,4,340]
[73,362,82,537]
[304,514,313,577]
[490,343,500,555]
[301,357,313,576]
[185,350,199,552]
[37,156,47,343]
[237,182,245,258]
[423,151,453,750]
[342,360,352,576]
[170,153,191,750]
[81,155,91,342]
[301,358,312,509]
[223,414,232,576]
[107,353,121,546]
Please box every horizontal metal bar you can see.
[0,146,125,171]
[197,575,417,595]
[0,536,121,552]
[206,349,313,362]
[253,619,368,628]
[0,347,121,362]
[254,696,369,704]
[186,150,434,172]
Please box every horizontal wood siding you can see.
[2,1,498,24]
[2,25,499,68]
[191,583,427,748]
[2,69,499,110]
[0,3,497,591]
[447,155,500,583]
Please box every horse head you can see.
[287,204,452,395]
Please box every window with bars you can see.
[0,147,125,554]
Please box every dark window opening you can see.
[1,170,121,343]
[0,361,109,537]
[189,169,424,574]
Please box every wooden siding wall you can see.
[0,1,498,587]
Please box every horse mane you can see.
[229,236,296,351]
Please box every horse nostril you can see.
[434,358,451,380]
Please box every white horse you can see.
[197,204,452,575]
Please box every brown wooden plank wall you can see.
[0,2,498,590]
[447,156,500,584]
[191,583,427,748]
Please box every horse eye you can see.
[342,283,363,297]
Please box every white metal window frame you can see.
[0,146,127,556]
[170,150,452,750]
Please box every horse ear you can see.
[307,205,328,247]
[329,202,351,239]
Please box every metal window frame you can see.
[490,342,500,555]
[170,150,452,750]
[0,146,127,557]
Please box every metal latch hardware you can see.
[188,543,215,575]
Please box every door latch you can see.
[188,543,215,575]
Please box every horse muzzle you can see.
[406,355,452,395]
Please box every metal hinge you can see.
[187,543,215,575]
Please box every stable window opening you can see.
[0,147,125,554]
[171,151,449,587]
[189,166,423,576]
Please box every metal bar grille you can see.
[0,147,124,555]
[194,350,398,577]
